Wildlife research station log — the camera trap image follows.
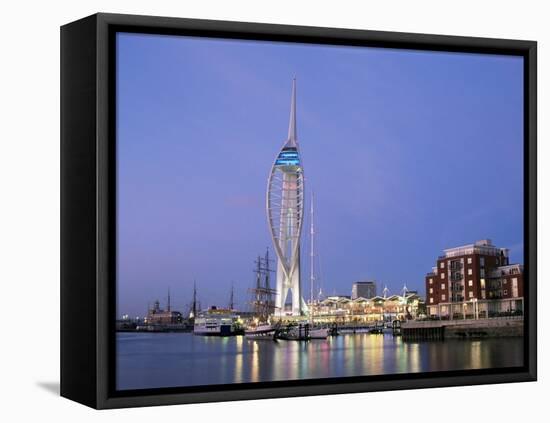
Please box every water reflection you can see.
[116,333,524,390]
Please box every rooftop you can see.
[439,239,509,259]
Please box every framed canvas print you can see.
[60,13,537,409]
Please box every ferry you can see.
[193,307,241,336]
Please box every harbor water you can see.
[116,332,523,390]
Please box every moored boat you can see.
[275,323,309,341]
[244,323,276,340]
[309,327,329,339]
[274,323,328,340]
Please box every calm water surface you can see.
[116,332,523,390]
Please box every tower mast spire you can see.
[268,78,305,316]
[287,78,297,146]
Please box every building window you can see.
[481,290,486,299]
[441,294,446,301]
[441,284,445,290]
[429,288,433,294]
[512,278,518,297]
[440,262,444,269]
[480,269,485,278]
[468,268,473,276]
[440,273,445,279]
[469,291,474,298]
[503,290,508,296]
[468,280,473,287]
[480,257,485,267]
[467,257,472,264]
[430,297,434,304]
[429,278,433,284]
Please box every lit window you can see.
[468,268,473,276]
[440,262,444,269]
[469,291,474,298]
[440,273,445,279]
[467,257,472,264]
[468,280,473,287]
[441,294,446,301]
[441,284,445,290]
[429,297,434,304]
[429,288,433,294]
[429,278,433,284]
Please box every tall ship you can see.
[245,249,278,339]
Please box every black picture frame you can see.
[60,12,537,409]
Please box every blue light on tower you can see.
[275,148,301,167]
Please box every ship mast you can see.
[191,281,197,319]
[249,249,276,322]
[310,192,315,325]
[229,282,235,311]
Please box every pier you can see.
[402,317,523,341]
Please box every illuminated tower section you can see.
[267,79,305,316]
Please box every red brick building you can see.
[486,264,524,299]
[145,299,183,325]
[425,239,524,317]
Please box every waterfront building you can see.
[486,264,524,299]
[145,298,183,325]
[267,79,306,316]
[308,293,424,323]
[351,281,377,299]
[425,239,524,318]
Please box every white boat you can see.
[193,308,240,336]
[275,323,328,340]
[309,327,329,339]
[338,326,371,334]
[276,324,308,340]
[244,324,276,340]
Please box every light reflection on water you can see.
[116,333,523,390]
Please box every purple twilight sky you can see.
[116,32,524,318]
